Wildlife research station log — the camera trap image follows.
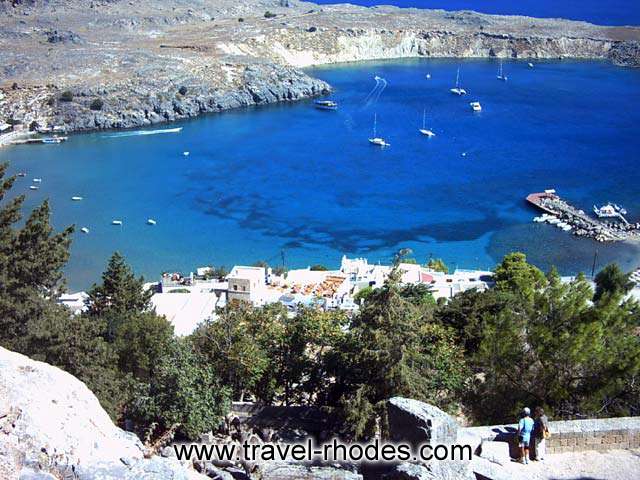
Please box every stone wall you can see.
[463,416,640,456]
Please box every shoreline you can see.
[0,1,639,134]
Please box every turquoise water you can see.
[313,0,640,26]
[2,59,640,289]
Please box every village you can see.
[58,255,495,335]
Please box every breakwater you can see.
[527,191,640,242]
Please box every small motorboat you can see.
[111,220,123,226]
[470,101,482,112]
[147,218,157,225]
[71,196,83,201]
[183,151,190,156]
[33,178,42,183]
[528,62,534,68]
[80,227,90,234]
[29,185,39,190]
[41,136,67,144]
[426,73,431,79]
[314,100,338,110]
[17,172,26,177]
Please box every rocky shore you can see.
[1,0,639,133]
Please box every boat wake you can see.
[103,127,183,138]
[363,75,387,108]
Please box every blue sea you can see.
[2,59,640,290]
[312,0,640,26]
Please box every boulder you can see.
[0,346,207,480]
[386,397,458,448]
[381,463,435,479]
[258,462,363,480]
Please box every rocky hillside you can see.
[0,0,639,132]
[0,346,208,480]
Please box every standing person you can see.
[517,407,534,464]
[533,407,549,461]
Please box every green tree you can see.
[328,269,468,438]
[426,257,449,274]
[129,338,230,440]
[493,252,546,302]
[0,163,74,352]
[115,311,174,382]
[192,302,270,402]
[86,252,153,340]
[594,264,633,303]
[310,264,328,271]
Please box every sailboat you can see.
[450,67,467,95]
[368,113,390,147]
[419,109,436,137]
[497,60,508,81]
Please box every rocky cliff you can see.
[0,0,639,133]
[0,346,208,480]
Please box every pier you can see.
[526,190,640,243]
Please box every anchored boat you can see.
[419,109,436,137]
[314,100,338,111]
[450,67,467,95]
[368,113,390,147]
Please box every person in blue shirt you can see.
[517,407,535,464]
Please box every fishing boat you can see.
[450,67,467,95]
[368,113,390,147]
[497,60,508,81]
[147,218,157,225]
[419,109,436,137]
[314,100,338,110]
[71,196,83,201]
[470,101,482,112]
[80,227,90,234]
[111,220,123,225]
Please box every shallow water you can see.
[2,58,640,289]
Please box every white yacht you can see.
[419,109,436,137]
[528,62,534,68]
[29,185,39,190]
[450,67,467,95]
[71,196,83,201]
[497,60,508,81]
[593,203,619,218]
[368,113,390,147]
[470,101,482,112]
[111,220,123,226]
[147,218,157,225]
[80,227,90,234]
[33,178,42,183]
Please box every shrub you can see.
[178,85,188,96]
[264,11,277,18]
[59,90,74,102]
[307,26,317,33]
[89,98,104,111]
[238,17,244,22]
[46,97,55,107]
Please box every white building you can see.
[227,266,268,305]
